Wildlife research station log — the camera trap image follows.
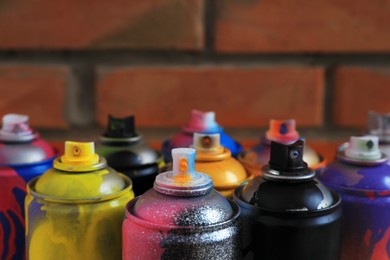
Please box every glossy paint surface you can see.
[319,160,390,260]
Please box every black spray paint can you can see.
[96,115,163,195]
[234,140,342,260]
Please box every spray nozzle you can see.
[1,114,33,136]
[104,115,137,138]
[262,140,314,181]
[154,148,213,196]
[185,109,219,132]
[368,111,390,137]
[61,141,99,166]
[269,140,308,172]
[193,133,224,153]
[266,119,299,143]
[345,136,381,161]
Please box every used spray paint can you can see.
[238,119,326,177]
[234,140,342,260]
[96,115,162,195]
[0,114,57,260]
[123,148,241,260]
[192,133,250,197]
[162,110,243,162]
[319,136,390,260]
[26,141,134,260]
[367,111,390,160]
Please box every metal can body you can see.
[123,197,241,260]
[319,160,390,260]
[0,142,56,259]
[97,115,163,195]
[97,139,162,195]
[123,148,241,260]
[26,176,133,260]
[195,157,249,197]
[234,185,342,260]
[235,140,342,260]
[25,141,135,260]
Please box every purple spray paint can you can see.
[319,136,390,259]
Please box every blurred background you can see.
[0,0,390,157]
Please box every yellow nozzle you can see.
[61,141,99,166]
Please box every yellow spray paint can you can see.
[193,133,250,197]
[25,141,134,260]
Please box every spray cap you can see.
[103,115,137,138]
[61,141,99,165]
[154,148,213,196]
[184,110,219,132]
[0,114,34,141]
[368,111,390,141]
[266,119,299,143]
[263,140,314,181]
[54,141,106,172]
[193,133,224,153]
[345,136,381,161]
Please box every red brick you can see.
[0,0,204,50]
[333,67,390,128]
[0,64,69,128]
[215,0,390,53]
[96,66,325,128]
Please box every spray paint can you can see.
[192,133,250,197]
[96,115,162,195]
[0,114,57,260]
[367,111,390,161]
[123,148,241,260]
[26,141,134,260]
[234,140,342,260]
[238,119,326,177]
[162,110,243,162]
[319,136,390,260]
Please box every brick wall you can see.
[0,0,390,142]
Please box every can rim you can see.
[233,184,342,216]
[125,196,241,231]
[27,173,133,203]
[0,148,60,167]
[100,134,142,144]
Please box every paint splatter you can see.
[0,166,26,260]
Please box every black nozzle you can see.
[104,115,137,138]
[268,140,308,172]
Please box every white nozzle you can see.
[171,148,196,177]
[1,114,32,135]
[345,136,381,161]
[154,148,213,196]
[193,133,222,152]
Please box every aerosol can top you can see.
[154,148,213,196]
[266,119,299,143]
[0,114,34,141]
[103,115,137,138]
[183,110,220,132]
[193,133,224,154]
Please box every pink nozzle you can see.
[266,119,299,143]
[184,110,219,132]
